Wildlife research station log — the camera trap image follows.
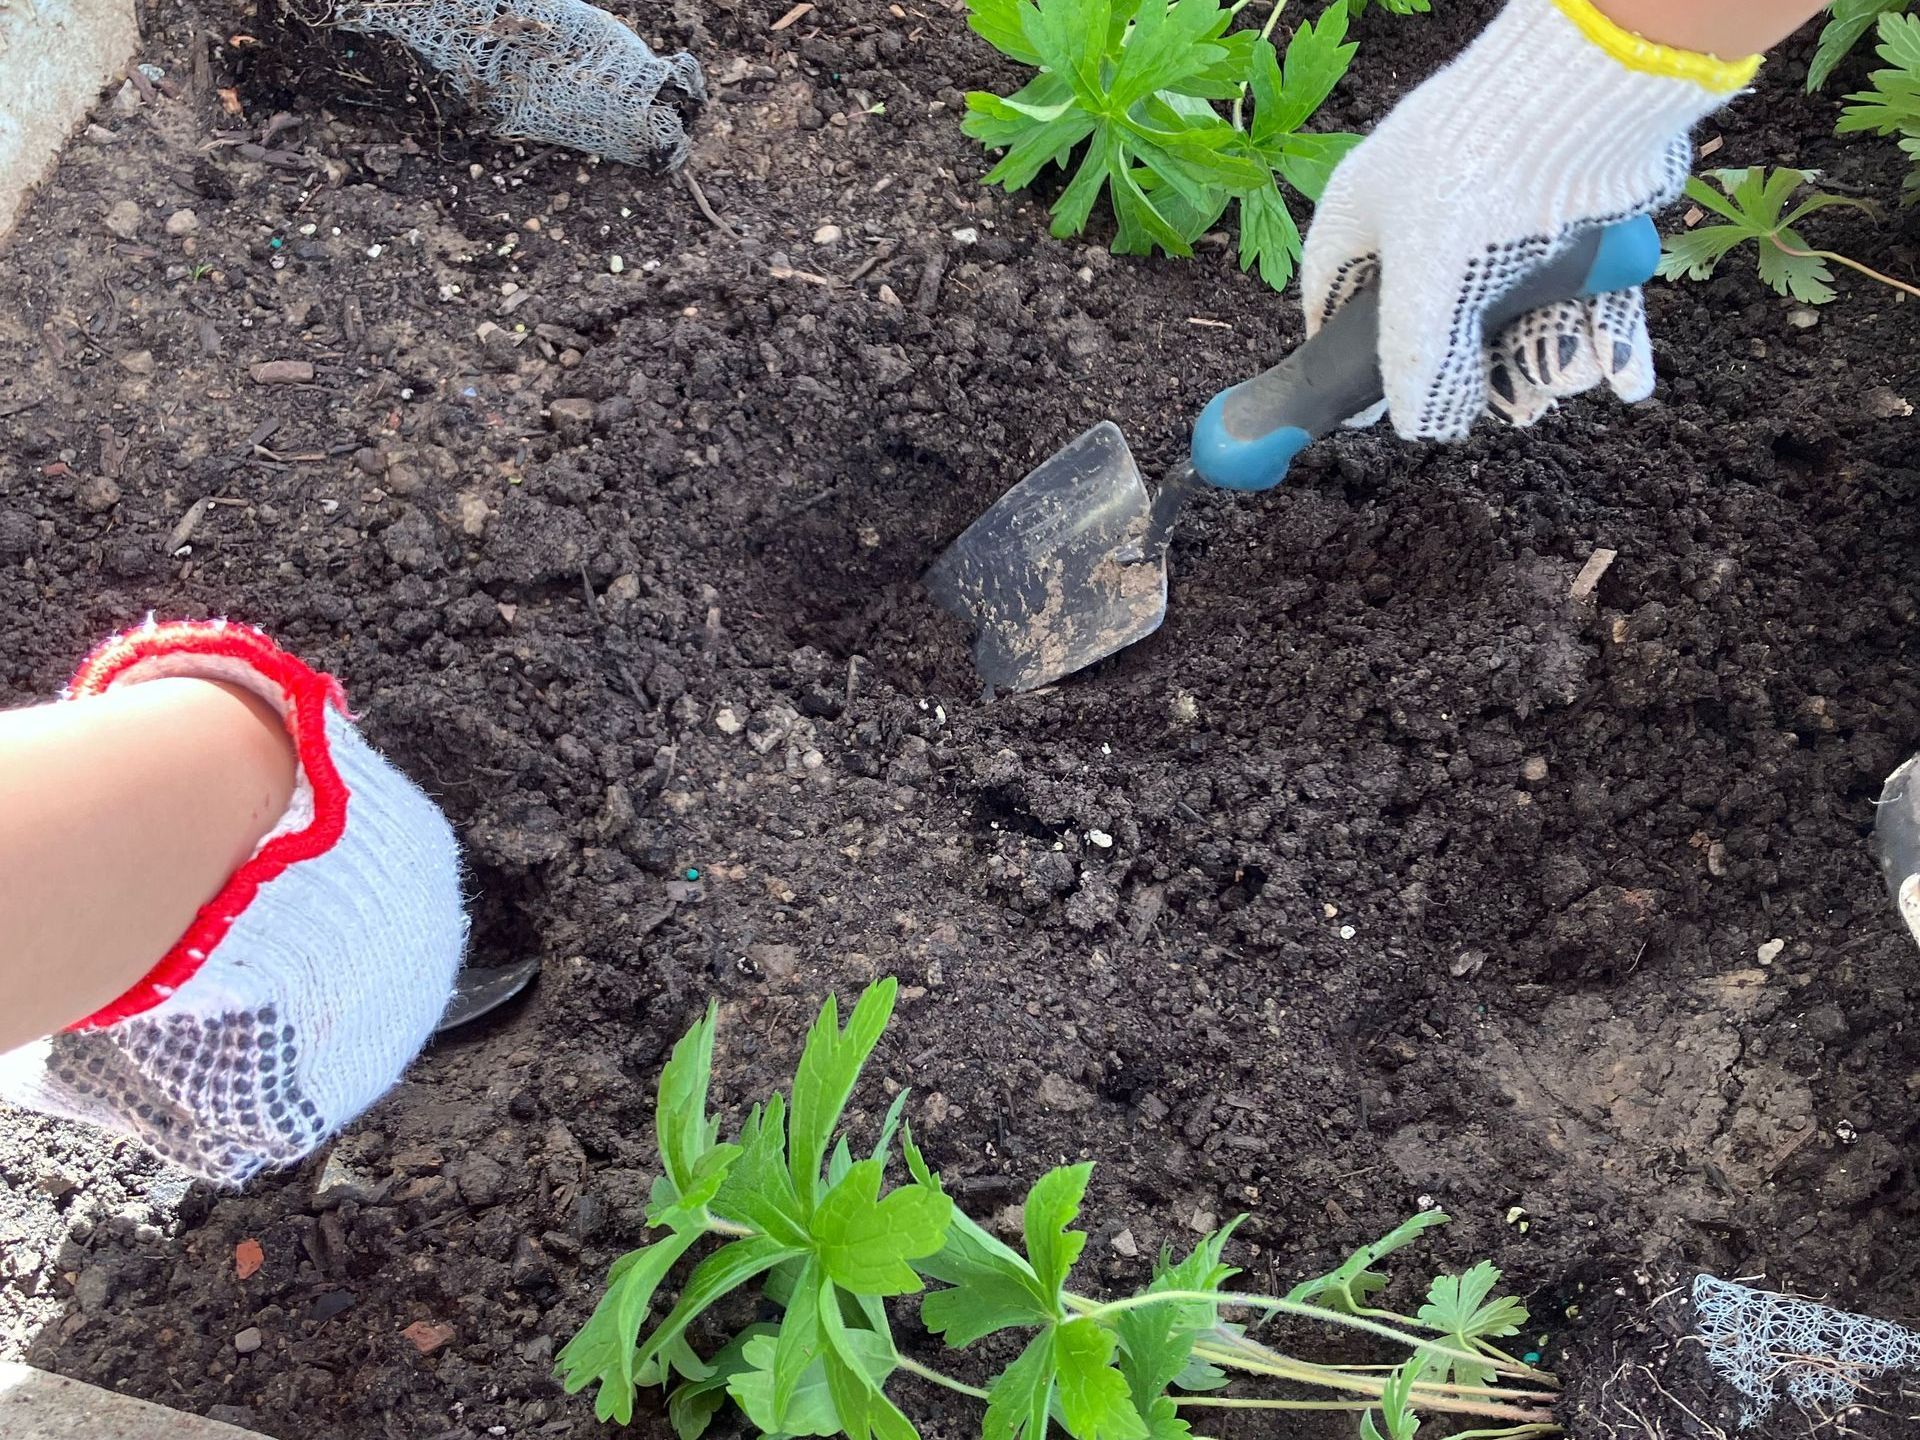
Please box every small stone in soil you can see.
[402,1320,457,1354]
[1037,1072,1093,1113]
[1111,1228,1139,1257]
[75,476,121,514]
[104,200,142,239]
[233,1326,263,1354]
[165,209,199,237]
[548,397,594,442]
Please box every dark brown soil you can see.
[3,2,1920,1438]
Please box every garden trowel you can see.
[924,216,1662,694]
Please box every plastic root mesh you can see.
[334,0,704,167]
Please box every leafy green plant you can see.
[1838,12,1920,202]
[1346,0,1429,16]
[558,978,1564,1440]
[960,0,1363,290]
[1656,166,1920,303]
[1808,0,1912,92]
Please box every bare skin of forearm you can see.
[1596,0,1831,57]
[0,679,294,1052]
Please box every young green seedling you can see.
[1808,0,1913,92]
[959,0,1361,291]
[1656,166,1918,303]
[559,980,1565,1440]
[1838,12,1920,204]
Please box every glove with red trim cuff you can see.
[0,620,467,1184]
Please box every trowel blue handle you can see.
[1190,216,1662,493]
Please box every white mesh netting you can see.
[334,0,704,167]
[1692,1274,1920,1426]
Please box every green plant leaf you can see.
[1654,225,1748,282]
[1272,130,1362,202]
[1235,182,1303,289]
[813,1157,955,1296]
[984,1330,1057,1440]
[1286,1211,1449,1315]
[1024,1163,1094,1300]
[774,1257,825,1423]
[1257,4,1355,139]
[1838,13,1920,204]
[655,1002,723,1203]
[968,0,1045,65]
[791,979,899,1215]
[1810,0,1911,91]
[631,1235,808,1382]
[1055,1318,1149,1440]
[667,1327,771,1440]
[1757,227,1839,303]
[711,1093,810,1248]
[1360,1356,1422,1440]
[920,1213,1056,1344]
[555,1227,703,1425]
[819,1276,919,1440]
[729,1324,898,1438]
[1415,1261,1528,1390]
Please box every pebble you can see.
[1788,307,1820,329]
[1087,829,1113,849]
[402,1320,456,1353]
[118,349,156,376]
[548,397,595,443]
[164,208,200,237]
[608,254,625,273]
[233,1326,263,1354]
[951,226,979,244]
[715,706,744,735]
[1522,756,1549,783]
[75,475,121,514]
[1757,938,1785,965]
[103,199,142,239]
[1188,1208,1218,1234]
[1111,1228,1139,1258]
[1037,1072,1093,1113]
[73,1267,116,1313]
[813,224,844,244]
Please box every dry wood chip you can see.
[1569,547,1617,600]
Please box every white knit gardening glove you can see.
[1300,0,1760,440]
[0,621,467,1184]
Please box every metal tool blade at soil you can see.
[434,958,541,1035]
[924,421,1182,694]
[926,217,1663,696]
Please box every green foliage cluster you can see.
[1837,12,1920,202]
[1809,0,1913,92]
[557,979,1562,1440]
[1657,167,1873,303]
[958,0,1369,291]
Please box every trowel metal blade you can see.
[434,958,541,1035]
[925,420,1167,693]
[1873,754,1920,944]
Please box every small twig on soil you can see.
[1568,546,1616,600]
[682,168,740,241]
[770,262,836,287]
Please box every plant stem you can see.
[1067,1288,1513,1381]
[1230,0,1290,131]
[706,1217,753,1238]
[894,1354,990,1402]
[1770,237,1920,299]
[1187,1338,1556,1415]
[1176,1397,1384,1412]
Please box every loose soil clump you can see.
[2,2,1918,1437]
